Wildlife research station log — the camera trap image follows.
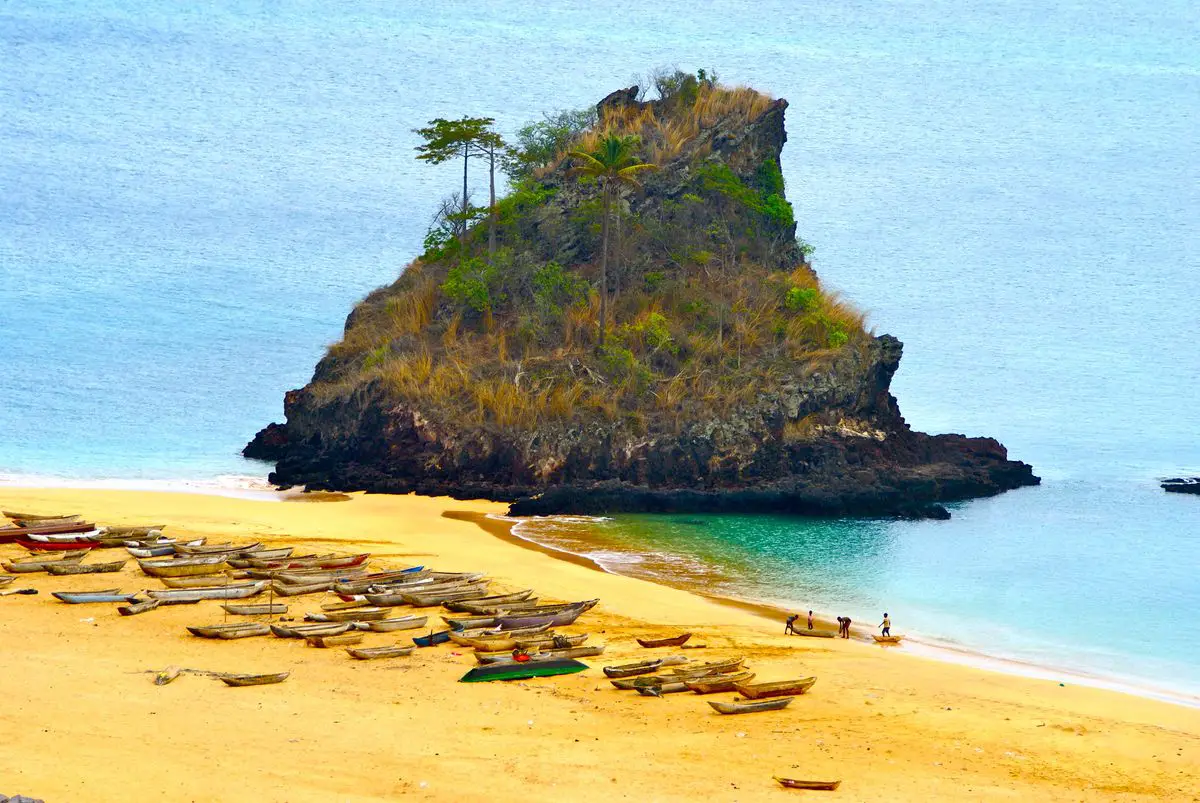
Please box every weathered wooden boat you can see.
[16,517,84,529]
[667,658,746,677]
[332,567,428,594]
[269,579,334,596]
[174,541,262,556]
[4,511,80,522]
[138,556,229,578]
[52,589,141,604]
[412,630,452,647]
[16,538,99,551]
[159,574,233,588]
[365,615,428,632]
[792,629,837,639]
[218,671,289,687]
[603,656,690,678]
[493,602,596,630]
[99,524,166,537]
[3,552,87,573]
[734,677,817,699]
[636,633,692,648]
[0,575,13,586]
[708,697,795,714]
[306,632,363,648]
[773,777,841,791]
[476,645,605,665]
[402,586,494,608]
[27,530,103,543]
[270,622,352,639]
[320,598,373,612]
[873,634,904,644]
[222,602,288,616]
[188,622,270,639]
[684,671,757,694]
[441,613,505,630]
[249,553,369,570]
[0,521,95,543]
[46,559,126,575]
[442,590,534,612]
[635,679,693,695]
[466,633,588,653]
[305,606,390,623]
[126,543,178,558]
[459,658,589,683]
[448,624,554,647]
[147,581,266,601]
[270,569,368,585]
[346,644,414,660]
[117,599,161,616]
[224,548,294,568]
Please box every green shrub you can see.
[828,326,849,349]
[442,257,499,314]
[532,261,588,317]
[785,286,819,312]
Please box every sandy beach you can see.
[0,487,1197,802]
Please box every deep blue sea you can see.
[3,1,1198,697]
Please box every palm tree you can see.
[568,135,656,347]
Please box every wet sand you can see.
[0,487,1197,801]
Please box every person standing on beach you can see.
[785,613,798,635]
[879,613,891,637]
[841,616,853,638]
[807,610,814,630]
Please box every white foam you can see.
[0,472,281,501]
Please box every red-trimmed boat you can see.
[0,522,98,543]
[18,538,100,552]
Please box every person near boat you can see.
[879,613,891,637]
[807,610,814,630]
[784,613,798,634]
[838,616,852,638]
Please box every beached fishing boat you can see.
[159,574,233,588]
[174,542,262,556]
[187,622,270,639]
[118,599,161,616]
[465,633,587,653]
[476,645,605,665]
[305,606,390,623]
[773,777,841,791]
[873,635,904,644]
[332,567,428,594]
[269,579,334,596]
[125,543,178,558]
[147,581,265,601]
[270,568,368,584]
[222,602,288,616]
[3,552,87,573]
[306,632,363,648]
[493,603,595,630]
[45,559,126,575]
[412,630,452,647]
[27,530,103,543]
[0,576,13,586]
[99,524,166,538]
[1,522,96,543]
[402,586,493,608]
[4,511,80,522]
[684,672,757,694]
[603,656,690,678]
[320,598,372,611]
[733,677,817,699]
[793,629,837,639]
[707,697,795,714]
[138,556,229,578]
[636,633,692,648]
[270,622,352,639]
[52,589,141,604]
[218,672,289,687]
[346,644,414,660]
[250,553,369,570]
[460,658,589,683]
[635,679,693,695]
[365,615,428,632]
[441,613,504,630]
[667,658,746,677]
[442,590,534,612]
[16,538,99,551]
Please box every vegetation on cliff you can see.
[311,74,867,436]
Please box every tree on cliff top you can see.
[414,117,505,263]
[568,134,657,347]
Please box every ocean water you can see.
[2,1,1198,695]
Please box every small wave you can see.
[0,472,280,500]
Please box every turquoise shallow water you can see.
[2,1,1198,695]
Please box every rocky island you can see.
[247,76,1038,518]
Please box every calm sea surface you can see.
[3,1,1198,695]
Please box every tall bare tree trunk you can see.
[487,143,497,263]
[598,183,610,349]
[459,141,469,266]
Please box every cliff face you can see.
[248,82,1038,517]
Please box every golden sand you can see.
[0,488,1196,801]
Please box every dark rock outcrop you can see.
[250,83,1038,518]
[1161,477,1200,495]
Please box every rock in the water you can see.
[243,422,289,461]
[1161,477,1200,495]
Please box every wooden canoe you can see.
[306,632,363,648]
[270,569,368,585]
[248,553,369,570]
[173,542,262,555]
[873,635,904,644]
[216,623,271,639]
[4,511,80,522]
[3,552,87,573]
[603,655,690,678]
[636,632,692,648]
[98,524,166,537]
[222,602,288,616]
[269,579,334,596]
[733,677,816,699]
[332,568,429,594]
[459,658,588,683]
[684,671,757,694]
[125,544,177,558]
[792,629,837,638]
[305,606,390,623]
[46,559,126,575]
[159,574,233,588]
[412,630,452,647]
[365,615,428,632]
[0,575,13,586]
[1,520,94,540]
[147,581,265,601]
[476,645,604,665]
[138,557,229,577]
[320,598,373,612]
[707,697,795,714]
[667,658,746,677]
[188,622,271,638]
[26,530,103,543]
[52,589,141,604]
[636,680,692,695]
[774,777,841,791]
[118,599,161,616]
[270,622,352,639]
[17,538,99,551]
[346,645,414,660]
[219,671,289,687]
[442,590,534,612]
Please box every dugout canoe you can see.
[3,552,87,573]
[270,622,352,639]
[188,622,270,639]
[346,645,414,660]
[305,606,390,623]
[46,559,126,575]
[684,671,757,694]
[306,632,363,648]
[636,633,692,648]
[707,697,795,714]
[733,677,816,699]
[52,589,141,604]
[173,542,262,556]
[222,602,288,616]
[138,556,229,577]
[218,672,289,687]
[159,574,233,588]
[147,581,265,601]
[459,658,589,683]
[873,635,905,644]
[118,599,161,616]
[602,656,690,678]
[476,645,605,665]
[442,590,534,612]
[412,630,452,647]
[773,777,841,791]
[365,615,428,632]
